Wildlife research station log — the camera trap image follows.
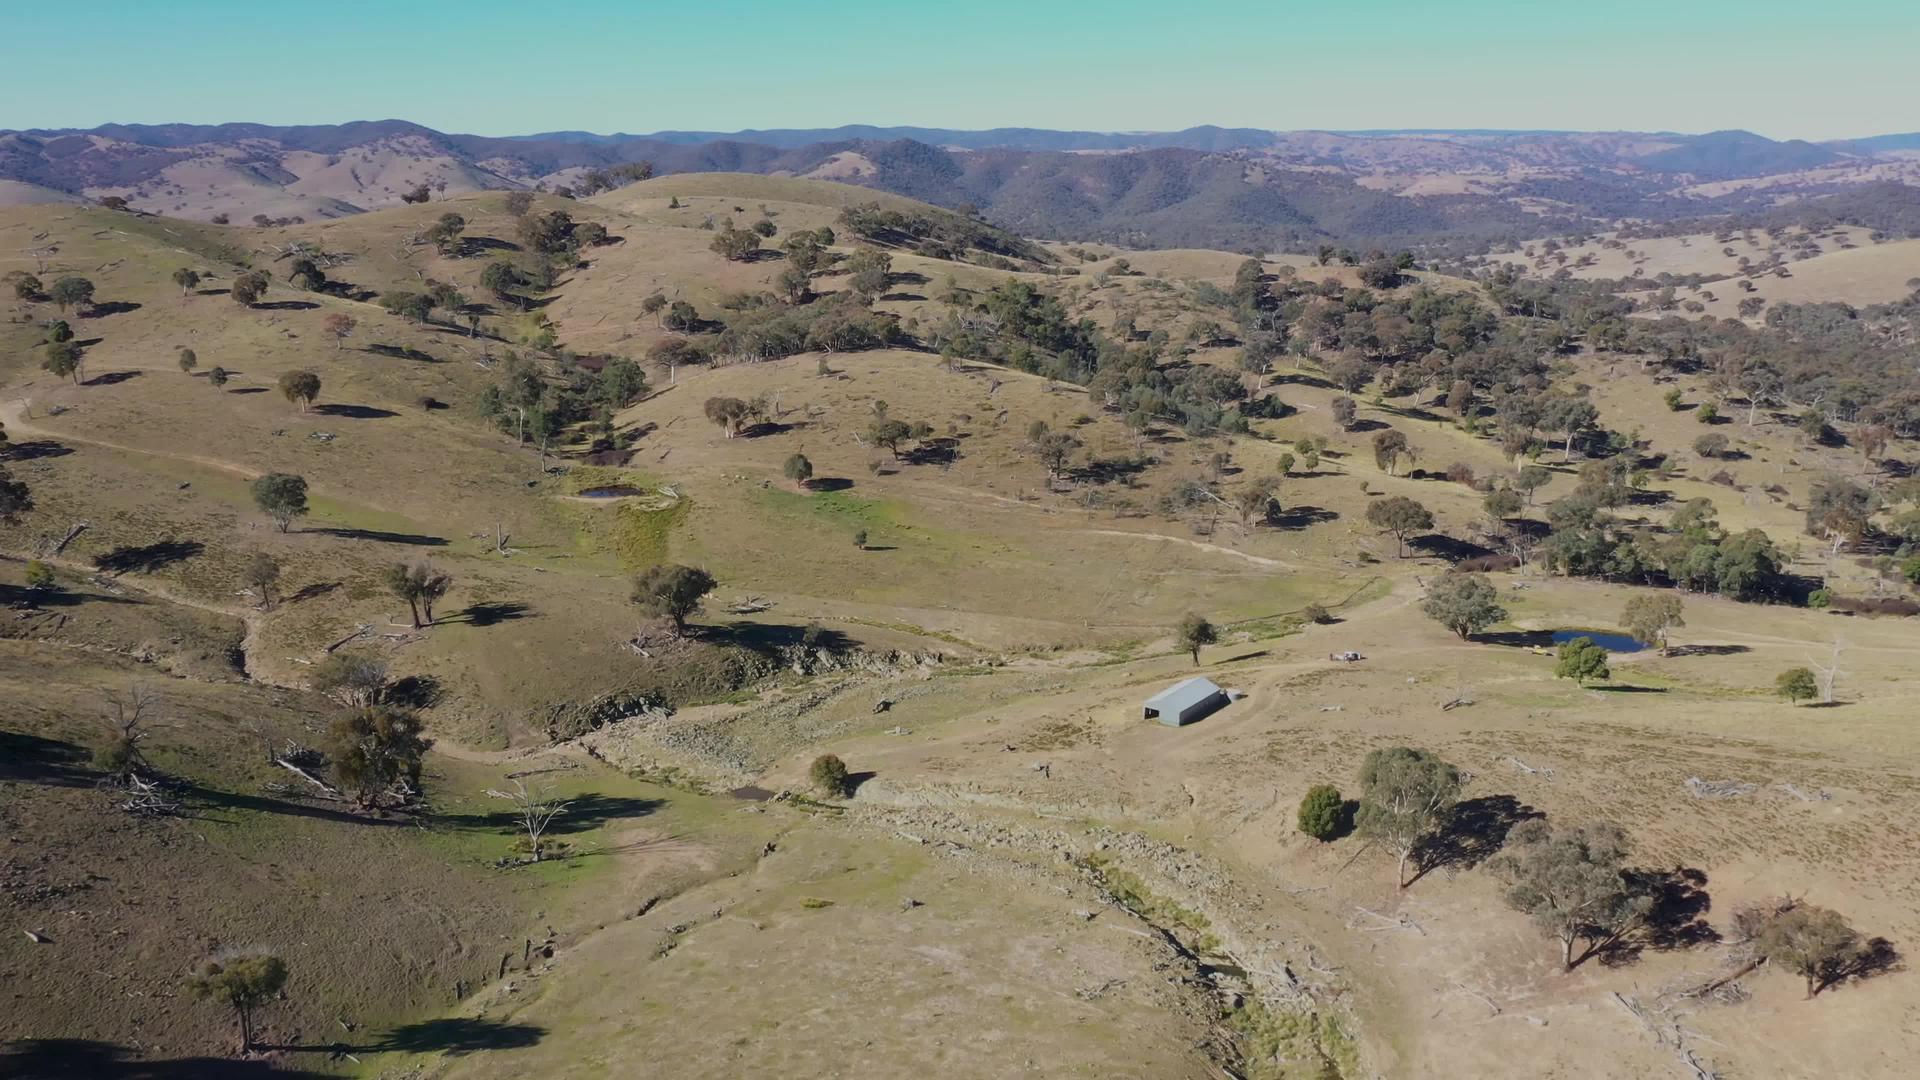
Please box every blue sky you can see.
[3,0,1913,139]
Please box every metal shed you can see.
[1143,676,1228,727]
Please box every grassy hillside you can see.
[4,171,1918,1079]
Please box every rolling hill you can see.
[10,122,1920,254]
[4,172,1919,1080]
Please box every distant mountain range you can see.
[5,121,1918,251]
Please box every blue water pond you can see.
[1551,629,1646,653]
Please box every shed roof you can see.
[1144,676,1224,714]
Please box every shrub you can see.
[1554,636,1610,686]
[1297,784,1345,840]
[809,753,852,798]
[1776,666,1818,705]
[1302,603,1329,624]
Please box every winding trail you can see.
[2,397,263,480]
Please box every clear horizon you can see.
[3,0,1915,142]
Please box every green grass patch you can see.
[1078,852,1220,953]
[1229,998,1358,1080]
[754,486,902,533]
[556,467,690,570]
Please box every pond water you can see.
[1551,629,1646,653]
[577,485,648,499]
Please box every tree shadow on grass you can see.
[286,581,340,604]
[0,582,143,608]
[436,792,664,835]
[186,784,411,828]
[0,1039,332,1079]
[82,370,142,387]
[1408,533,1493,561]
[4,439,73,460]
[311,404,399,419]
[93,538,204,575]
[365,1018,546,1056]
[447,601,533,626]
[1270,505,1337,530]
[1409,795,1542,885]
[695,620,857,656]
[1476,629,1556,649]
[1665,644,1750,657]
[386,674,445,709]
[0,730,96,787]
[250,300,320,312]
[1819,937,1903,994]
[364,343,441,363]
[82,301,142,318]
[304,526,447,546]
[1597,866,1719,968]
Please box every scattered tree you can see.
[92,685,158,785]
[810,753,853,798]
[1371,429,1411,475]
[310,650,389,708]
[1484,487,1523,524]
[47,276,94,314]
[492,778,570,862]
[1421,572,1507,639]
[250,473,308,532]
[1775,666,1818,705]
[176,347,197,375]
[1492,819,1652,970]
[1621,593,1684,655]
[171,267,201,297]
[277,369,321,411]
[245,552,281,609]
[208,366,229,390]
[631,564,717,633]
[383,559,453,628]
[42,339,82,384]
[1758,905,1865,998]
[783,453,814,491]
[703,396,753,437]
[322,312,357,352]
[1233,475,1281,526]
[1330,396,1357,430]
[1355,747,1462,889]
[1515,465,1551,506]
[1554,636,1611,686]
[869,417,914,460]
[379,291,434,323]
[187,953,288,1053]
[1692,433,1730,459]
[328,705,430,809]
[1366,495,1432,557]
[1297,784,1346,841]
[23,560,56,595]
[423,212,466,254]
[1176,613,1218,664]
[230,270,269,307]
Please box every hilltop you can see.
[2,172,1918,1079]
